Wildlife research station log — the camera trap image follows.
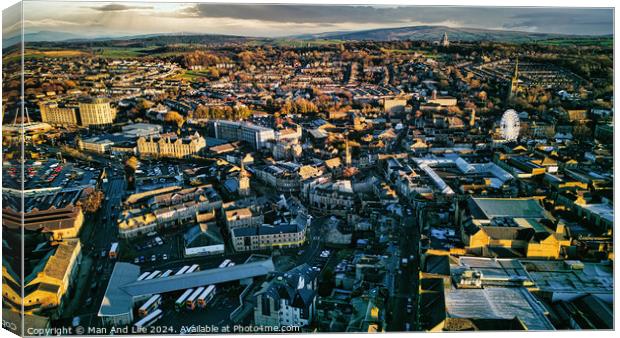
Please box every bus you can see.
[175,289,194,311]
[109,242,119,259]
[174,266,190,276]
[185,287,205,310]
[138,295,161,317]
[145,270,161,280]
[133,309,163,331]
[219,259,231,268]
[197,285,216,308]
[160,269,173,278]
[137,272,150,281]
[186,264,200,274]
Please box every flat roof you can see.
[445,286,554,330]
[98,262,141,317]
[121,258,275,296]
[99,258,275,318]
[470,197,545,220]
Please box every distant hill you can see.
[3,30,84,47]
[294,25,600,43]
[4,31,251,49]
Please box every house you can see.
[254,264,319,327]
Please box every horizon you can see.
[2,2,614,42]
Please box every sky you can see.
[2,1,615,40]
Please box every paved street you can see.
[388,214,420,331]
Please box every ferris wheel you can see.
[500,109,520,141]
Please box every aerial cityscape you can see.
[1,1,614,335]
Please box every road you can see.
[387,213,420,331]
[68,172,126,324]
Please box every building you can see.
[382,98,408,114]
[305,178,356,216]
[78,134,130,154]
[118,184,222,238]
[238,163,251,197]
[3,204,84,241]
[441,32,450,47]
[426,90,458,107]
[137,132,206,159]
[442,257,555,331]
[118,212,158,239]
[254,264,319,327]
[3,189,86,240]
[211,120,275,149]
[225,207,264,233]
[120,123,163,138]
[231,214,309,252]
[99,259,275,326]
[3,238,82,316]
[255,162,323,193]
[79,98,116,127]
[459,197,571,258]
[183,223,225,257]
[39,102,78,126]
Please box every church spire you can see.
[441,32,449,47]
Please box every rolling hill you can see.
[294,25,605,43]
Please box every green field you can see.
[381,48,440,58]
[167,70,213,82]
[536,37,613,47]
[248,38,345,48]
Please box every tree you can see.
[125,156,139,171]
[83,190,104,213]
[164,111,185,128]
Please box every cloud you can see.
[182,5,416,24]
[177,4,613,35]
[89,4,153,12]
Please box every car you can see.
[155,237,164,245]
[162,254,168,260]
[150,254,156,262]
[297,250,305,256]
[100,250,107,258]
[134,257,140,264]
[139,256,145,263]
[85,297,93,306]
[72,317,80,327]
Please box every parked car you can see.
[72,317,80,327]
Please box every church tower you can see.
[238,161,251,197]
[441,32,450,47]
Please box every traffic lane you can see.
[388,215,419,331]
